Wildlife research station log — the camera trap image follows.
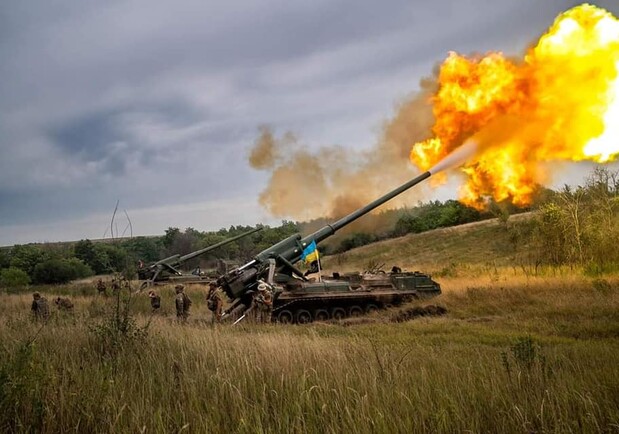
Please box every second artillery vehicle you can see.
[217,170,442,323]
[137,227,262,290]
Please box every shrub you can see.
[64,258,94,279]
[90,279,149,358]
[0,267,31,288]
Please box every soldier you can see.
[254,282,273,324]
[174,284,192,322]
[31,292,50,321]
[391,265,402,274]
[148,290,161,313]
[206,282,223,324]
[54,297,74,311]
[111,277,121,294]
[96,278,107,296]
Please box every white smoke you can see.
[428,140,478,175]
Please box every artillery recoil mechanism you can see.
[218,171,441,322]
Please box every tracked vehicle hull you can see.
[271,271,441,324]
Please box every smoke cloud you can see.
[428,140,478,175]
[249,77,438,221]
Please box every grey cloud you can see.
[1,0,618,244]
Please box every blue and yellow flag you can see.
[301,240,319,264]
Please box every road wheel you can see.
[331,307,346,320]
[349,305,364,317]
[365,304,379,314]
[314,309,330,322]
[277,310,293,324]
[296,310,312,324]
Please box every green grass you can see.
[329,213,532,273]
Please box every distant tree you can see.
[163,227,181,248]
[0,249,10,269]
[0,267,31,287]
[121,236,161,263]
[93,244,128,274]
[64,257,94,279]
[9,245,49,276]
[336,233,376,253]
[74,239,97,268]
[33,259,75,284]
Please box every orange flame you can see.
[410,4,619,208]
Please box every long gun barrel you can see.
[220,171,431,300]
[178,227,263,263]
[141,227,263,282]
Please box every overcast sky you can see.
[1,0,618,246]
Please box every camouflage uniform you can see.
[175,285,191,322]
[96,279,107,296]
[111,278,121,294]
[206,284,223,324]
[31,292,50,320]
[148,290,161,312]
[54,297,74,311]
[255,283,273,323]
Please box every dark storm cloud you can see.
[1,0,618,245]
[50,110,124,161]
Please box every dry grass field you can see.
[1,217,619,433]
[1,270,618,433]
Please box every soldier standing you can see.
[31,292,50,321]
[206,282,223,324]
[255,282,273,324]
[54,297,74,311]
[175,284,192,322]
[96,278,107,296]
[148,290,161,313]
[111,278,121,294]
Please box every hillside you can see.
[326,212,533,274]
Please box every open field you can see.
[329,213,533,273]
[1,268,619,433]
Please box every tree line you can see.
[2,168,616,287]
[508,168,619,275]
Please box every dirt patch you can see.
[391,305,448,322]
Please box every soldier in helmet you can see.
[174,284,192,322]
[31,292,50,321]
[206,282,223,324]
[148,290,161,313]
[54,297,74,312]
[96,278,107,296]
[254,282,273,324]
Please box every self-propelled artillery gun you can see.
[137,227,262,290]
[218,171,441,323]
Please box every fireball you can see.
[410,4,619,208]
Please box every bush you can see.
[64,258,94,279]
[0,267,31,288]
[33,259,74,284]
[336,233,376,253]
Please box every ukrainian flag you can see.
[301,240,319,264]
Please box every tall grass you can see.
[1,273,618,433]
